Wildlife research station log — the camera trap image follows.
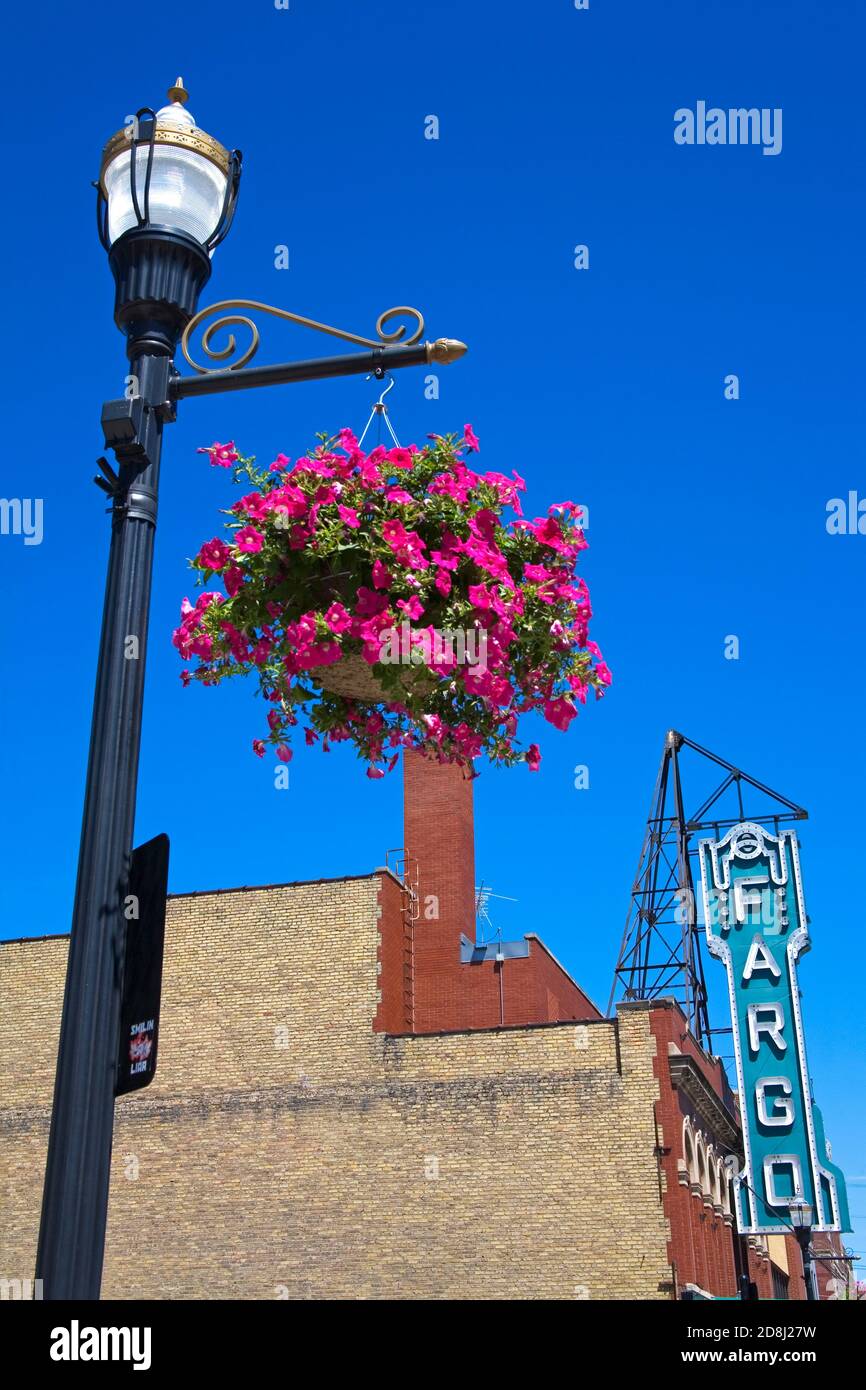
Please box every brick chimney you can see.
[391,749,602,1034]
[403,750,476,1030]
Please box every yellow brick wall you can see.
[0,876,671,1300]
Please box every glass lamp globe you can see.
[99,79,237,254]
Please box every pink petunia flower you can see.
[382,518,408,548]
[197,538,231,572]
[463,424,481,452]
[355,586,390,618]
[386,447,415,470]
[595,660,613,686]
[197,440,239,468]
[269,484,308,519]
[468,582,494,610]
[372,559,392,590]
[297,642,342,669]
[237,491,270,521]
[524,562,553,583]
[235,526,264,554]
[543,696,578,732]
[529,515,573,555]
[324,602,352,634]
[224,565,244,598]
[387,530,428,570]
[397,596,425,620]
[357,457,384,488]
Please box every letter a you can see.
[742,936,781,982]
[673,109,695,146]
[826,498,846,535]
[50,1329,71,1362]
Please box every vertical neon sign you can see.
[698,822,850,1235]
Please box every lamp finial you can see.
[167,77,189,105]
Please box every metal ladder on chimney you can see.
[386,848,419,1032]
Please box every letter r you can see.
[747,1002,786,1055]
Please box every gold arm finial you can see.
[427,338,468,365]
[167,77,189,105]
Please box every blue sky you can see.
[2,0,865,1276]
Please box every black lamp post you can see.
[36,79,466,1301]
[790,1202,817,1301]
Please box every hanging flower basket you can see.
[174,426,611,776]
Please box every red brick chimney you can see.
[403,749,476,942]
[378,749,601,1035]
[403,750,477,1031]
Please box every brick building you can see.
[0,753,818,1299]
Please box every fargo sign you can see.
[698,822,850,1235]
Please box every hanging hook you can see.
[372,375,396,413]
[358,373,401,449]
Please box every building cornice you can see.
[668,1047,742,1153]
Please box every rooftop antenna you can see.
[475,883,518,949]
[608,730,807,1046]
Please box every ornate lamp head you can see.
[97,80,242,353]
[98,78,241,253]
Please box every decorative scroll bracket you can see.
[181,300,430,374]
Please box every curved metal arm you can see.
[180,300,425,374]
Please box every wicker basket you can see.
[296,567,436,702]
[317,652,434,704]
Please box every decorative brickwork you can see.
[1,879,672,1300]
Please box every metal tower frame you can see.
[608,730,807,1046]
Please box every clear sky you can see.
[2,0,864,1280]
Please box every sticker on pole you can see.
[116,833,169,1096]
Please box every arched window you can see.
[696,1136,708,1194]
[706,1145,717,1201]
[683,1120,696,1182]
[717,1160,729,1212]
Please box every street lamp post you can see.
[36,80,466,1300]
[790,1202,816,1301]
